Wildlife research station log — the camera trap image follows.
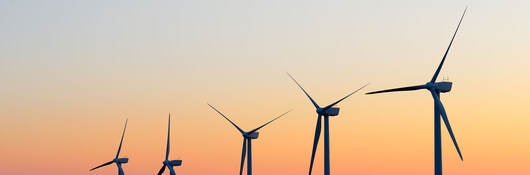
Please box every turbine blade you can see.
[431,7,467,83]
[90,160,114,171]
[248,109,292,133]
[166,113,171,160]
[240,138,247,175]
[116,119,128,159]
[430,90,464,161]
[168,166,177,175]
[287,73,320,109]
[365,85,426,95]
[208,103,245,134]
[118,164,125,175]
[323,83,369,110]
[309,115,322,175]
[157,165,166,175]
[168,166,176,175]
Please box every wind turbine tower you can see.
[157,114,183,175]
[208,104,290,175]
[288,73,368,175]
[90,119,129,175]
[366,8,467,175]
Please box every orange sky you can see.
[1,0,530,175]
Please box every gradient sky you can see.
[1,0,530,175]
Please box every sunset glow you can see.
[1,1,530,175]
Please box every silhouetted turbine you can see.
[366,7,467,175]
[90,119,129,175]
[208,103,291,175]
[157,114,182,175]
[288,73,368,175]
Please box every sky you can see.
[1,0,530,175]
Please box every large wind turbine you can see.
[208,104,291,175]
[90,119,129,175]
[157,114,182,175]
[365,8,467,175]
[288,73,368,175]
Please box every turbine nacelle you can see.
[164,160,182,166]
[169,160,182,166]
[244,132,259,139]
[425,81,453,93]
[115,158,129,163]
[435,81,452,93]
[317,107,340,117]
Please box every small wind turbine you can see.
[365,8,467,175]
[208,103,291,175]
[157,114,182,175]
[287,73,368,175]
[90,119,129,175]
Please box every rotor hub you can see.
[425,82,434,89]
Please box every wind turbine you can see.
[287,73,368,175]
[365,8,467,175]
[90,119,129,175]
[157,114,182,175]
[208,103,291,175]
